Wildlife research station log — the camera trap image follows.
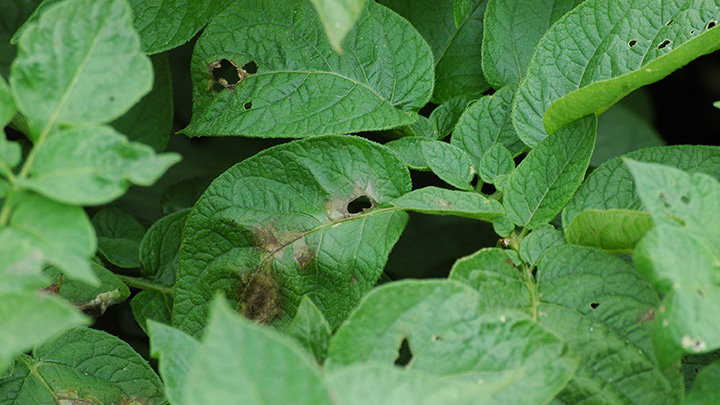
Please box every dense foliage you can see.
[1,0,720,403]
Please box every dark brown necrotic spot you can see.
[237,271,282,324]
[208,59,248,92]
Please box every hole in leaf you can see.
[628,39,638,48]
[691,29,696,35]
[707,21,717,30]
[590,302,600,309]
[658,191,672,209]
[666,19,674,26]
[242,60,258,74]
[244,101,253,110]
[208,59,248,92]
[347,195,373,214]
[394,338,413,366]
[657,39,671,50]
[431,334,444,342]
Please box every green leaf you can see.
[174,136,410,336]
[185,0,432,138]
[19,126,180,205]
[562,145,720,227]
[160,177,212,215]
[132,291,173,335]
[148,320,200,405]
[0,327,165,403]
[0,291,88,374]
[503,115,596,229]
[93,205,145,268]
[453,0,474,27]
[449,248,530,308]
[593,101,664,166]
[0,0,40,79]
[310,0,369,53]
[4,191,98,285]
[0,228,47,291]
[287,296,332,364]
[481,0,583,88]
[327,364,492,405]
[451,84,524,169]
[111,53,174,152]
[518,224,566,268]
[182,298,331,404]
[477,143,515,184]
[326,279,579,404]
[393,96,475,139]
[0,75,15,126]
[44,260,131,316]
[421,141,475,190]
[10,0,152,134]
[565,209,654,253]
[514,0,720,145]
[492,215,515,237]
[378,0,489,103]
[0,77,20,177]
[386,137,434,170]
[685,361,720,405]
[389,186,504,221]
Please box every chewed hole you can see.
[242,60,258,74]
[243,101,253,110]
[590,302,600,309]
[657,39,671,49]
[666,19,674,26]
[347,195,374,214]
[691,29,696,35]
[208,58,248,92]
[628,39,638,48]
[658,191,672,209]
[707,21,717,30]
[394,338,413,367]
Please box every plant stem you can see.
[115,274,173,294]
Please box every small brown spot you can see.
[638,307,655,322]
[42,274,63,294]
[437,198,452,208]
[293,239,314,273]
[237,271,282,324]
[350,275,356,285]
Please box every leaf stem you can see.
[115,274,173,294]
[522,263,540,321]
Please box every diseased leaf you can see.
[310,0,369,53]
[379,0,489,103]
[389,187,504,221]
[422,141,475,191]
[148,320,200,405]
[451,84,524,169]
[10,0,152,134]
[514,0,720,145]
[111,53,174,152]
[19,125,180,205]
[93,205,145,268]
[326,280,579,404]
[174,136,410,336]
[182,298,332,404]
[0,327,165,403]
[481,0,583,88]
[0,291,88,374]
[477,143,514,184]
[287,296,332,364]
[518,224,566,268]
[565,209,653,253]
[185,0,433,138]
[503,115,596,229]
[685,361,720,405]
[562,145,720,227]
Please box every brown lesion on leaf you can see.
[237,270,282,324]
[325,187,378,221]
[208,58,248,92]
[638,307,655,322]
[293,237,314,273]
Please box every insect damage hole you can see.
[208,59,248,92]
[628,39,638,48]
[243,101,253,110]
[347,195,374,214]
[590,302,600,309]
[657,39,671,50]
[707,21,717,30]
[394,337,413,367]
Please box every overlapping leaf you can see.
[185,0,433,138]
[287,296,332,364]
[514,0,720,145]
[310,0,369,53]
[92,205,146,268]
[565,209,654,253]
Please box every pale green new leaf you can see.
[389,187,504,221]
[185,0,433,138]
[0,291,88,375]
[0,327,165,403]
[503,115,596,229]
[148,320,200,405]
[451,84,524,169]
[421,141,475,191]
[478,143,514,184]
[563,145,720,227]
[10,0,152,134]
[174,136,410,336]
[482,0,583,88]
[20,126,180,205]
[287,296,332,364]
[182,298,331,404]
[4,191,98,285]
[93,206,145,268]
[310,0,368,53]
[326,279,579,404]
[565,209,654,253]
[685,361,720,405]
[379,0,489,103]
[514,0,720,145]
[518,224,566,268]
